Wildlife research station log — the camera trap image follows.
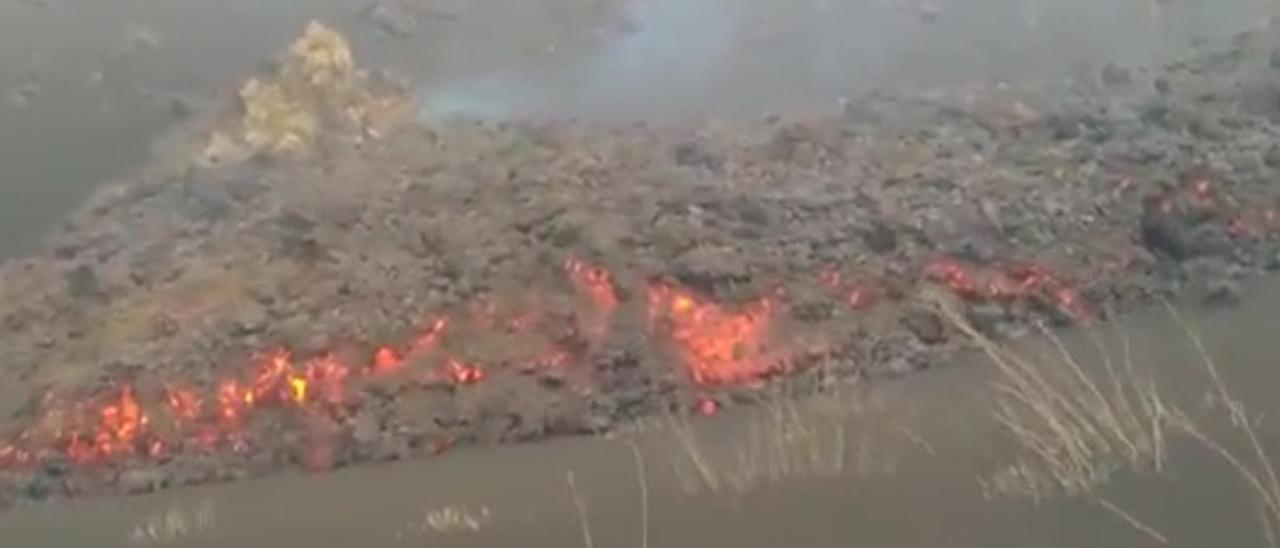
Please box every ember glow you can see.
[565,258,619,313]
[565,257,620,343]
[372,346,402,375]
[0,250,1110,472]
[372,317,448,376]
[697,397,720,416]
[925,257,1089,321]
[66,385,150,463]
[164,386,202,424]
[443,359,486,385]
[820,269,877,310]
[1188,176,1215,207]
[647,282,779,385]
[1228,205,1280,240]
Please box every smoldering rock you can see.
[230,304,269,335]
[1203,277,1242,308]
[1100,63,1133,86]
[362,0,418,38]
[1187,223,1234,258]
[351,410,381,446]
[274,211,317,233]
[277,235,329,263]
[732,196,772,227]
[791,298,835,322]
[1140,201,1194,260]
[21,474,55,501]
[175,182,233,223]
[1045,113,1083,141]
[117,468,167,494]
[862,220,899,254]
[63,265,105,302]
[673,245,751,291]
[536,369,568,389]
[1154,78,1171,95]
[965,303,1008,334]
[900,309,946,345]
[1263,145,1280,169]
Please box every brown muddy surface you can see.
[3,0,1280,527]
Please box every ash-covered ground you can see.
[3,21,1280,505]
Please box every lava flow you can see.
[924,257,1089,321]
[565,257,619,343]
[647,282,779,385]
[820,269,877,310]
[0,251,1103,472]
[66,385,151,464]
[370,316,448,376]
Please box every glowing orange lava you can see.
[566,258,619,345]
[924,257,979,297]
[925,257,1089,321]
[0,249,1115,473]
[697,397,719,416]
[566,258,619,313]
[218,380,250,427]
[54,385,151,464]
[1188,176,1215,206]
[820,269,877,310]
[444,359,486,385]
[372,346,402,375]
[648,283,778,385]
[1228,205,1280,240]
[165,385,202,424]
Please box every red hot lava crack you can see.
[0,253,1111,471]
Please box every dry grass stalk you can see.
[566,470,595,548]
[665,391,851,497]
[563,441,651,548]
[663,379,920,498]
[1097,498,1169,545]
[933,298,1170,501]
[937,290,1280,547]
[624,440,650,548]
[128,499,216,545]
[1160,303,1280,546]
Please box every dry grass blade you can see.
[935,289,1280,547]
[1097,498,1169,545]
[624,441,650,548]
[566,471,595,548]
[1161,302,1280,514]
[931,297,1169,499]
[958,313,1172,535]
[662,379,919,499]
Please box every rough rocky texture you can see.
[4,26,1280,504]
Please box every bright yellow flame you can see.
[288,376,309,404]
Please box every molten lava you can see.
[566,258,619,313]
[648,283,778,385]
[372,346,401,375]
[444,359,486,385]
[566,258,620,344]
[925,257,1089,321]
[820,269,877,311]
[57,385,151,464]
[370,317,448,376]
[165,386,202,424]
[0,248,1120,474]
[302,354,350,404]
